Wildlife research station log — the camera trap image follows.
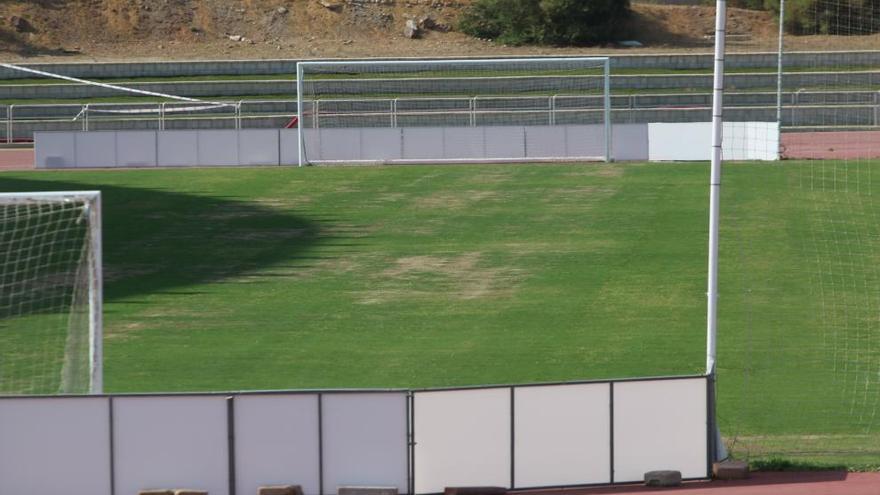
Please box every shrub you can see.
[458,0,632,46]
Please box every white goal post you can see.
[296,57,613,166]
[0,191,102,395]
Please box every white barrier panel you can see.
[35,131,76,168]
[75,131,117,168]
[414,388,511,494]
[322,393,409,494]
[513,383,611,488]
[235,394,321,495]
[280,128,301,165]
[0,397,112,495]
[117,130,158,167]
[113,396,229,495]
[613,378,707,482]
[157,130,200,167]
[724,122,779,161]
[198,130,240,166]
[239,129,281,166]
[362,128,404,162]
[611,124,650,162]
[648,122,779,161]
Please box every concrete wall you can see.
[0,51,877,80]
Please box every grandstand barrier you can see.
[35,123,777,168]
[0,375,708,495]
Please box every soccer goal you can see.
[296,57,612,165]
[0,191,102,395]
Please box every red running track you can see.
[0,148,34,170]
[522,472,880,495]
[782,131,880,160]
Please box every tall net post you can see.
[296,57,612,165]
[0,191,102,395]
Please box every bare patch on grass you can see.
[358,252,522,304]
[414,190,498,210]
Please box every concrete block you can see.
[713,460,750,480]
[174,490,208,495]
[138,491,173,495]
[338,487,398,495]
[259,486,304,495]
[644,470,682,487]
[444,488,507,495]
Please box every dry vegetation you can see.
[0,1,878,62]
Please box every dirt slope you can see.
[0,1,876,62]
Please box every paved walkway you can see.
[523,472,880,495]
[0,148,34,170]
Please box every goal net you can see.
[0,191,102,395]
[296,57,611,165]
[718,0,880,467]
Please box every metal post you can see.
[88,192,103,394]
[235,101,242,130]
[297,63,306,167]
[706,0,727,464]
[603,58,613,163]
[391,99,397,128]
[83,104,89,132]
[6,105,12,144]
[470,97,477,127]
[875,91,880,127]
[159,103,166,131]
[548,95,555,126]
[776,0,786,156]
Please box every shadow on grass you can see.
[0,177,331,304]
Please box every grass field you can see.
[1,162,879,468]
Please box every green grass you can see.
[1,162,880,467]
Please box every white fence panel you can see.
[413,388,511,494]
[0,397,111,495]
[239,129,281,166]
[648,122,779,161]
[198,130,239,166]
[113,396,229,495]
[35,131,76,168]
[563,125,606,159]
[75,131,117,168]
[613,378,708,482]
[402,128,445,161]
[117,130,158,167]
[485,126,525,159]
[362,128,403,162]
[281,129,301,165]
[442,128,485,160]
[321,393,409,493]
[513,383,611,488]
[157,130,199,167]
[234,394,321,495]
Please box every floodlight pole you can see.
[706,0,727,465]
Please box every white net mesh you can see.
[297,58,611,164]
[0,193,99,395]
[719,0,880,467]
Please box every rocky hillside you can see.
[0,1,875,62]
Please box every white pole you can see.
[776,0,786,127]
[297,63,305,167]
[604,58,613,163]
[88,192,103,394]
[707,0,726,378]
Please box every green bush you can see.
[458,0,631,46]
